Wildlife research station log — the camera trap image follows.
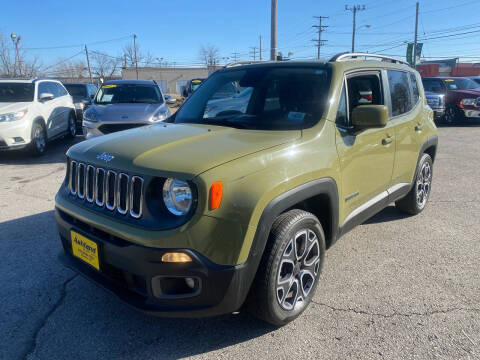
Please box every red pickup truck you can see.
[422,77,480,124]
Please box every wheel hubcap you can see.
[35,127,46,152]
[416,162,432,208]
[276,229,320,311]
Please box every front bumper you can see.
[462,108,480,119]
[55,207,251,317]
[0,120,31,150]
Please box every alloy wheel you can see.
[416,161,432,208]
[276,229,320,311]
[34,126,46,153]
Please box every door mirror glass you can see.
[39,92,54,101]
[352,105,388,128]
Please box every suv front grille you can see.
[68,160,144,218]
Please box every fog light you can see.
[13,137,24,143]
[185,277,195,289]
[161,252,192,263]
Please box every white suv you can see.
[0,79,77,155]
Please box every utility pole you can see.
[250,46,257,60]
[133,34,139,79]
[345,5,366,52]
[312,16,328,60]
[259,35,262,60]
[270,0,277,61]
[413,2,419,68]
[84,45,93,83]
[231,52,240,62]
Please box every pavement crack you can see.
[311,300,480,319]
[21,274,78,360]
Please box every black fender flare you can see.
[237,178,339,302]
[410,135,438,189]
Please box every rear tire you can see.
[247,209,326,326]
[396,153,433,215]
[29,121,47,156]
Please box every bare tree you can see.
[91,51,120,80]
[0,32,41,77]
[199,44,220,67]
[123,42,155,67]
[51,59,86,80]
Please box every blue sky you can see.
[1,0,479,72]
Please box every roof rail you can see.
[223,60,267,68]
[329,52,410,66]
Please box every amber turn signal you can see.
[161,252,192,263]
[209,181,223,210]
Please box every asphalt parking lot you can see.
[1,125,479,360]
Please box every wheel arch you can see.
[239,178,339,305]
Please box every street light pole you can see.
[270,0,277,61]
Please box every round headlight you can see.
[162,178,192,216]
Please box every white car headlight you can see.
[0,109,28,122]
[150,108,169,122]
[162,178,193,216]
[74,102,85,110]
[460,98,476,106]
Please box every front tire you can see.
[30,121,47,156]
[67,112,77,138]
[248,209,326,326]
[443,106,463,125]
[396,153,433,215]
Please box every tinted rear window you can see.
[64,84,87,98]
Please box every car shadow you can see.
[0,210,276,360]
[0,134,84,165]
[364,205,410,224]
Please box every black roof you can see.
[103,79,157,85]
[62,82,95,86]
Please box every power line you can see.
[25,35,133,51]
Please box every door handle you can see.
[382,137,393,145]
[415,123,423,131]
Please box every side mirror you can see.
[352,105,388,128]
[39,92,54,102]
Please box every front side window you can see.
[175,66,331,130]
[346,73,383,118]
[388,70,413,117]
[37,82,50,98]
[336,84,348,127]
[0,83,34,102]
[55,83,68,97]
[95,84,163,104]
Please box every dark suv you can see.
[63,83,98,129]
[422,77,480,124]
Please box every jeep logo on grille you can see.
[96,152,115,162]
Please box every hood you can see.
[450,89,480,98]
[87,103,161,122]
[68,123,301,176]
[0,102,30,113]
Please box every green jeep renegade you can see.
[55,53,438,325]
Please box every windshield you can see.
[0,83,34,102]
[95,84,163,104]
[175,66,331,130]
[64,84,87,98]
[444,78,480,90]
